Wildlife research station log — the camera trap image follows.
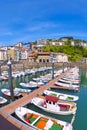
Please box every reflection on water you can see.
[73,68,87,130]
[80,68,87,87]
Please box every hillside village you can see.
[0,36,87,64]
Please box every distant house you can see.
[55,53,68,62]
[37,39,47,45]
[28,52,51,63]
[28,52,37,62]
[71,41,75,46]
[7,46,15,60]
[21,48,31,60]
[36,52,51,63]
[82,58,87,63]
[0,47,7,61]
[49,41,65,46]
[15,42,23,47]
[80,42,87,47]
[59,37,73,41]
[34,44,45,52]
[28,52,68,63]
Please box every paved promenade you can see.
[0,70,68,130]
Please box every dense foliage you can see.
[42,41,87,62]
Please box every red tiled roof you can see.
[21,48,30,51]
[29,52,37,57]
[45,95,58,103]
[38,52,51,55]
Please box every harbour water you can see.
[73,68,87,130]
[0,68,87,130]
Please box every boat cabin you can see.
[43,96,60,111]
[45,95,58,104]
[43,95,70,111]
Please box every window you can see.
[47,59,49,62]
[49,101,51,104]
[46,100,48,103]
[39,59,42,62]
[43,59,45,62]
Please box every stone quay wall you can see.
[0,60,87,73]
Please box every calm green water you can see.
[73,68,87,130]
[26,68,87,130]
[1,68,87,130]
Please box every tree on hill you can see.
[42,42,87,62]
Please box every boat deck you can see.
[0,70,71,130]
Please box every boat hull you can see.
[43,90,79,102]
[1,89,22,99]
[32,97,77,115]
[15,107,73,130]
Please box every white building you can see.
[37,39,47,45]
[21,48,31,60]
[56,53,68,62]
[0,47,8,60]
[50,41,65,46]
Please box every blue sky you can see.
[0,0,87,46]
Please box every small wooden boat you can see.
[0,96,7,105]
[20,81,38,90]
[54,80,80,91]
[62,74,80,81]
[58,78,80,85]
[55,78,80,87]
[0,76,8,81]
[14,88,31,93]
[33,78,47,86]
[33,77,48,85]
[63,67,80,80]
[1,88,22,99]
[32,95,77,115]
[43,90,79,102]
[15,107,73,130]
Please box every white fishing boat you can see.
[0,75,8,81]
[15,106,73,130]
[63,74,80,81]
[61,77,80,84]
[31,95,77,115]
[63,68,80,81]
[1,88,22,99]
[59,78,80,85]
[40,74,52,81]
[20,81,38,90]
[33,78,48,85]
[0,96,7,105]
[54,80,79,91]
[43,90,79,102]
[14,88,31,93]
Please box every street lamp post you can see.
[50,54,56,79]
[23,62,25,72]
[7,60,15,101]
[62,56,64,73]
[0,66,1,75]
[52,60,54,79]
[62,61,64,73]
[69,62,71,68]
